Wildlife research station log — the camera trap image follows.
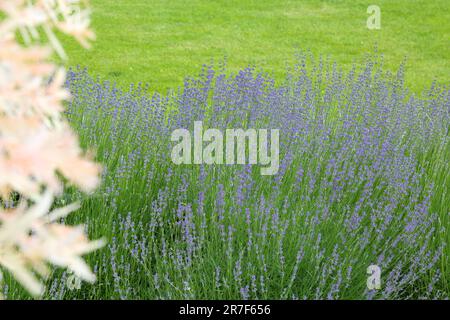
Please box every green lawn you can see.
[61,0,449,94]
[3,0,449,299]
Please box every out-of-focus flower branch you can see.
[0,0,103,298]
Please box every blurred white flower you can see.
[0,0,103,298]
[0,192,104,296]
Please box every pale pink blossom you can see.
[0,0,103,297]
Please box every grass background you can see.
[61,0,449,94]
[3,0,450,299]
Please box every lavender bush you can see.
[5,53,448,299]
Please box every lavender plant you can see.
[7,53,448,299]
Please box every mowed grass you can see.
[60,0,450,94]
[2,1,449,299]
